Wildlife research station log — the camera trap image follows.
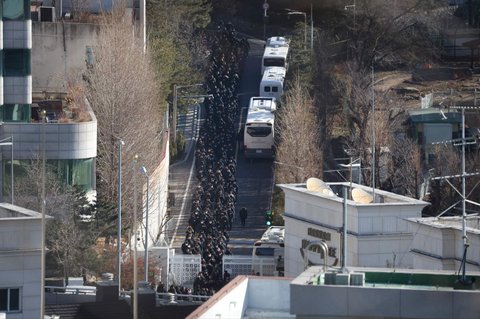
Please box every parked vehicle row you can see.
[244,36,289,159]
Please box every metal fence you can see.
[223,255,277,277]
[167,254,278,286]
[169,254,202,287]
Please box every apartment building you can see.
[0,1,97,203]
[0,203,47,318]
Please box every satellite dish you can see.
[306,178,335,196]
[351,188,373,204]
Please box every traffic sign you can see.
[263,2,269,10]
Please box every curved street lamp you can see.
[140,166,149,283]
[116,138,124,295]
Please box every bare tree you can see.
[275,76,324,184]
[14,154,98,278]
[388,136,423,197]
[346,0,445,72]
[423,144,461,216]
[84,6,164,230]
[70,0,89,22]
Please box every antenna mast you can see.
[431,105,480,284]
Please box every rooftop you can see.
[408,108,461,124]
[0,202,43,219]
[187,266,480,319]
[408,215,480,235]
[30,88,94,124]
[279,181,429,206]
[294,266,480,291]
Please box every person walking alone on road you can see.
[239,207,248,227]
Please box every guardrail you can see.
[45,285,97,295]
[46,285,211,304]
[120,291,211,305]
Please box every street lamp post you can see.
[40,110,46,319]
[140,166,149,283]
[0,136,14,204]
[132,155,138,319]
[116,138,124,294]
[172,83,204,142]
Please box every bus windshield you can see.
[246,126,272,137]
[254,247,275,256]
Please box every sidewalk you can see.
[166,104,201,250]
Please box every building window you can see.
[3,0,30,20]
[4,49,31,76]
[1,104,31,122]
[10,159,95,193]
[0,288,21,312]
[56,158,94,191]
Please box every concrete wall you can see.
[290,283,480,319]
[135,132,169,253]
[187,276,292,319]
[32,21,100,92]
[409,219,480,272]
[191,276,249,319]
[246,277,291,312]
[0,207,43,319]
[281,184,427,277]
[0,111,96,160]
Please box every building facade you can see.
[279,182,429,278]
[407,216,480,272]
[0,1,98,202]
[2,0,32,120]
[0,203,46,319]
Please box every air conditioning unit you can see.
[39,6,56,22]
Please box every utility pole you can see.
[431,105,480,284]
[371,64,376,201]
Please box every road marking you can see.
[170,105,202,246]
[170,155,195,248]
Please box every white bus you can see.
[259,66,286,101]
[266,36,289,48]
[252,226,285,257]
[249,96,277,112]
[261,45,289,74]
[243,97,276,159]
[252,226,285,275]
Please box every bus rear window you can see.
[272,87,278,92]
[254,248,275,256]
[264,58,285,67]
[264,86,271,92]
[247,126,272,137]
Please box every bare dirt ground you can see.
[376,68,480,127]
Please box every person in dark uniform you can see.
[223,269,231,283]
[239,207,248,227]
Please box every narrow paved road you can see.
[168,38,275,255]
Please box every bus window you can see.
[272,87,278,92]
[254,247,275,256]
[264,86,271,92]
[264,58,285,68]
[247,126,272,137]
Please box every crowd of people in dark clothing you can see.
[180,24,249,295]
